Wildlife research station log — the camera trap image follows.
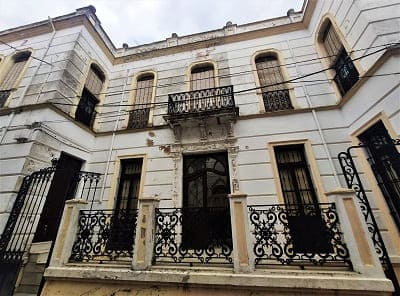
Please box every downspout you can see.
[0,17,57,144]
[286,40,341,187]
[99,70,131,202]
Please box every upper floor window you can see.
[321,21,359,96]
[0,51,31,107]
[128,74,154,129]
[75,64,105,128]
[190,64,215,91]
[255,54,293,112]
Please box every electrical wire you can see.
[1,38,397,101]
[0,40,53,66]
[48,44,396,111]
[51,42,399,100]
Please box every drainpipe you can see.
[286,40,341,187]
[99,70,130,202]
[0,17,57,144]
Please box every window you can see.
[75,64,104,128]
[0,51,31,107]
[190,64,215,91]
[108,158,143,251]
[322,21,359,95]
[358,121,400,230]
[255,54,293,112]
[128,74,154,129]
[274,145,331,253]
[182,153,232,249]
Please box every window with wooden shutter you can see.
[75,64,105,128]
[255,54,292,112]
[128,74,154,129]
[322,21,359,95]
[0,51,31,107]
[190,65,215,91]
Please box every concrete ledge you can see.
[44,266,394,293]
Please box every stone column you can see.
[326,188,385,277]
[49,199,88,267]
[228,192,254,273]
[132,197,159,270]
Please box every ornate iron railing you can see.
[153,207,233,265]
[127,108,150,129]
[69,209,138,263]
[338,140,400,293]
[248,203,351,267]
[0,164,101,263]
[262,89,293,112]
[167,85,236,116]
[72,171,102,202]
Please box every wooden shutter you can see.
[0,52,31,91]
[133,75,154,109]
[84,65,104,97]
[322,22,343,65]
[191,65,215,91]
[255,55,285,92]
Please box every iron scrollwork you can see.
[248,203,351,267]
[168,85,236,115]
[153,207,233,265]
[338,143,400,293]
[70,209,138,263]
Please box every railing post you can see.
[132,197,159,270]
[228,192,254,273]
[49,199,88,267]
[326,188,386,277]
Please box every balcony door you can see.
[274,145,331,253]
[359,121,400,230]
[108,158,143,251]
[182,152,232,249]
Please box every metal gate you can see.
[0,163,101,295]
[338,139,400,294]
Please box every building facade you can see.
[0,0,399,295]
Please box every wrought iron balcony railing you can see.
[167,85,237,117]
[153,207,233,265]
[248,203,351,268]
[262,89,293,112]
[127,107,150,129]
[69,208,138,263]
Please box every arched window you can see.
[75,64,105,128]
[0,51,31,107]
[321,20,359,95]
[255,54,293,112]
[128,73,154,129]
[190,64,215,90]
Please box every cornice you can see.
[0,1,316,66]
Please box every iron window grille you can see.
[75,88,98,128]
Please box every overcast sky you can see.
[0,0,303,47]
